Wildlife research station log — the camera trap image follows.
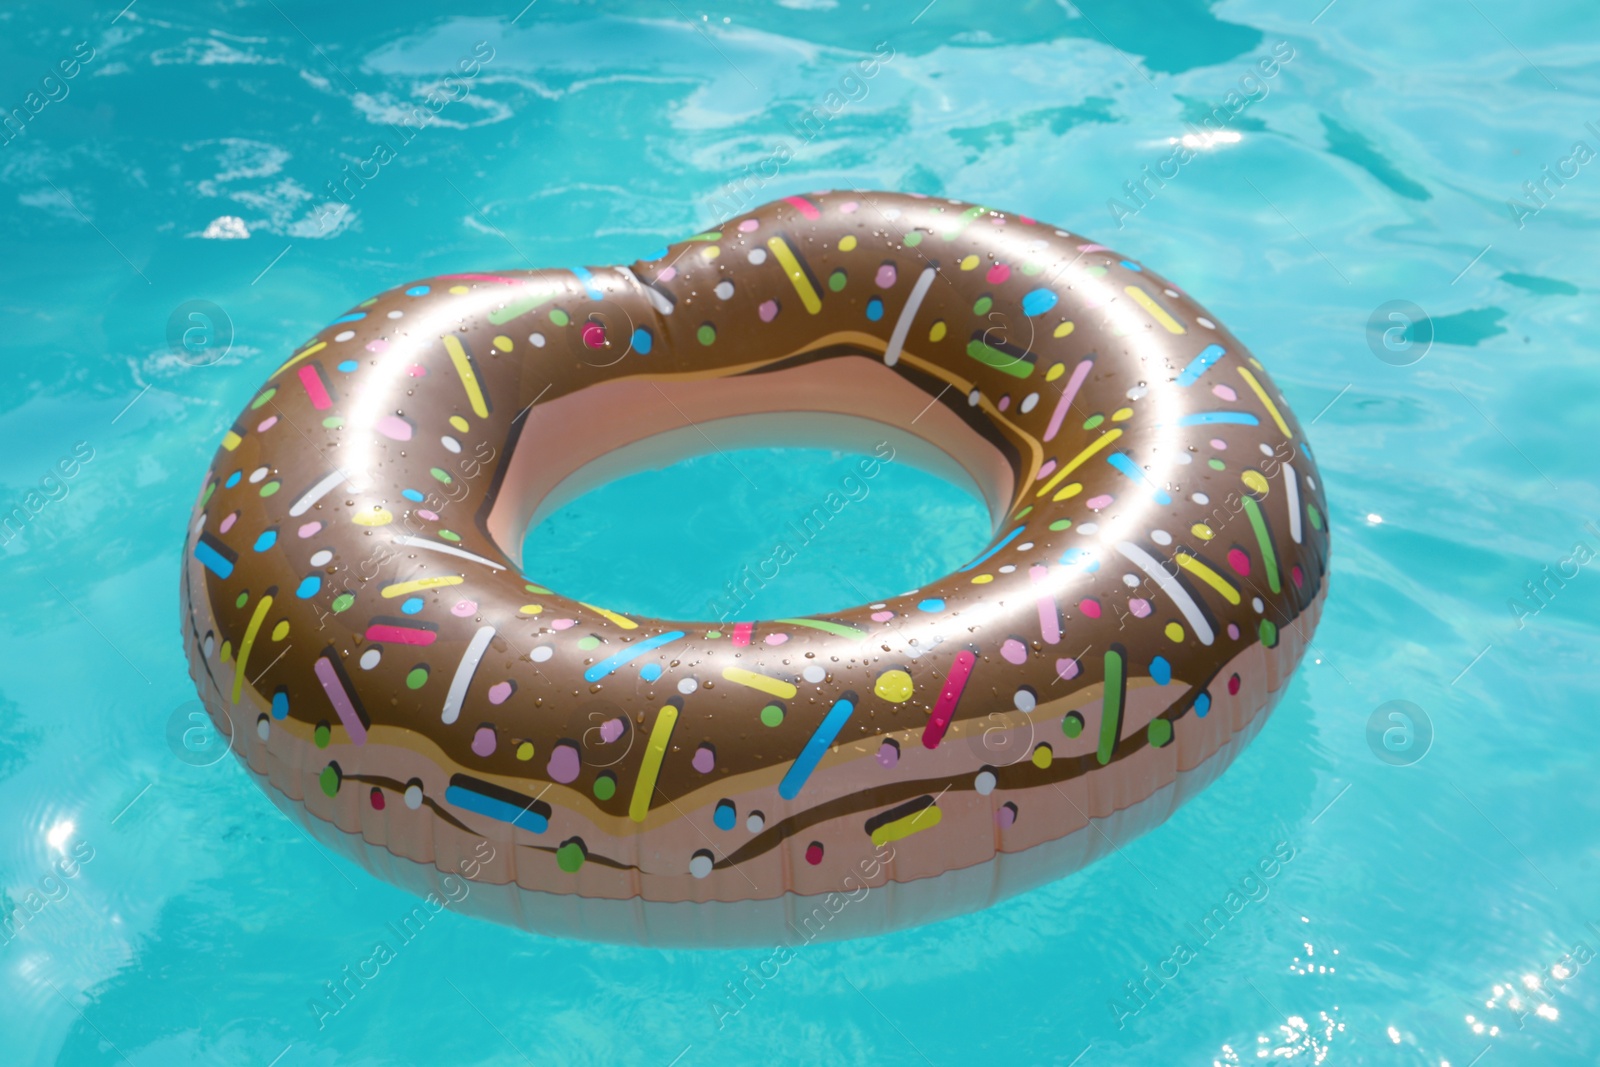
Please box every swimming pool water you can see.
[4,1,1600,1064]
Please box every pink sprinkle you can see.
[1227,623,1241,640]
[870,611,894,622]
[1079,598,1102,619]
[840,201,859,214]
[599,718,625,744]
[551,618,576,631]
[758,299,779,322]
[989,215,1007,226]
[1292,564,1304,588]
[997,395,1011,411]
[1212,384,1237,401]
[876,741,898,767]
[219,511,238,533]
[996,805,1016,829]
[256,416,278,433]
[764,633,789,645]
[1078,244,1107,253]
[692,745,715,773]
[547,744,580,783]
[365,339,389,353]
[1055,658,1080,681]
[1036,460,1057,480]
[487,681,513,705]
[738,218,760,232]
[471,726,497,756]
[451,600,477,617]
[875,264,897,288]
[376,414,413,441]
[1128,598,1152,618]
[1086,494,1113,510]
[581,323,606,349]
[1001,638,1028,665]
[407,365,426,378]
[1210,438,1227,451]
[297,521,321,538]
[986,263,1011,284]
[657,267,677,283]
[1227,548,1251,576]
[417,510,438,521]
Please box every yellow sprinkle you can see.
[701,245,720,260]
[516,741,534,761]
[1125,286,1186,334]
[221,431,242,451]
[1164,622,1186,643]
[1052,482,1083,502]
[1192,523,1215,540]
[353,507,393,527]
[929,320,947,342]
[869,804,942,847]
[579,601,639,630]
[1112,407,1134,421]
[232,594,274,704]
[271,620,290,642]
[1031,744,1054,769]
[493,335,513,352]
[1052,321,1075,338]
[1242,470,1270,495]
[1237,365,1292,437]
[722,666,798,699]
[1037,429,1123,497]
[270,340,326,379]
[519,604,543,615]
[873,669,914,703]
[382,575,464,598]
[1175,552,1241,605]
[448,284,469,295]
[441,334,490,419]
[1045,362,1065,382]
[449,415,470,432]
[220,640,232,664]
[838,235,857,252]
[960,254,980,271]
[971,574,995,584]
[629,704,679,822]
[766,236,822,314]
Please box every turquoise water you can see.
[4,1,1600,1064]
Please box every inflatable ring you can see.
[182,191,1329,946]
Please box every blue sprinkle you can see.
[271,691,289,720]
[1120,260,1142,272]
[1021,288,1058,316]
[866,297,885,321]
[642,247,669,261]
[1059,548,1101,573]
[1150,656,1171,686]
[337,359,358,373]
[917,598,945,613]
[402,489,425,502]
[713,801,736,831]
[1194,691,1211,718]
[640,663,663,682]
[295,575,321,599]
[330,312,366,325]
[631,327,653,354]
[401,597,424,615]
[224,470,242,488]
[253,529,277,552]
[405,285,430,297]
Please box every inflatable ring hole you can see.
[509,415,995,621]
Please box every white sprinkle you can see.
[387,310,403,319]
[975,770,996,795]
[256,717,270,740]
[1020,392,1040,413]
[360,648,382,670]
[802,665,826,683]
[335,330,356,342]
[1150,529,1172,545]
[529,333,546,347]
[1252,597,1265,613]
[677,677,699,695]
[248,466,269,484]
[746,812,765,832]
[1192,492,1209,505]
[1122,573,1141,588]
[404,784,423,809]
[531,645,553,663]
[441,436,462,454]
[747,248,767,265]
[1013,689,1036,712]
[688,853,713,879]
[714,280,735,300]
[310,549,333,567]
[1077,523,1099,535]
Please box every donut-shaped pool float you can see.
[181,191,1329,946]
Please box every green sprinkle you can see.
[1208,458,1227,471]
[904,231,923,246]
[430,467,452,484]
[260,481,280,497]
[697,324,716,346]
[1083,414,1104,429]
[1049,519,1072,531]
[439,530,461,542]
[593,774,616,801]
[828,270,847,291]
[318,762,340,795]
[331,593,354,613]
[578,635,601,651]
[761,704,785,727]
[321,416,344,428]
[1062,712,1084,738]
[249,388,277,410]
[973,296,993,315]
[555,841,586,873]
[1148,719,1173,747]
[405,667,428,689]
[549,309,570,326]
[314,724,331,749]
[1259,619,1279,648]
